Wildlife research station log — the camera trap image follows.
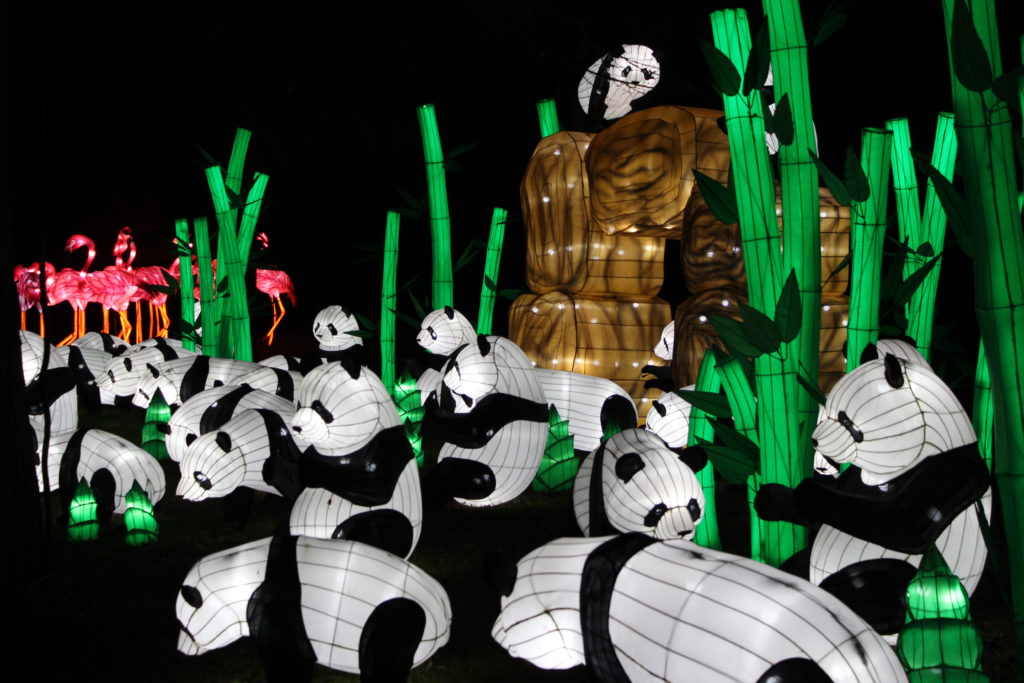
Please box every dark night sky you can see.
[3,0,1016,361]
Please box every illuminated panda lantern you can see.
[71,331,129,356]
[289,359,422,557]
[56,343,117,409]
[645,387,695,449]
[165,385,297,463]
[491,534,907,681]
[95,338,197,406]
[756,352,990,636]
[313,304,360,352]
[642,321,676,391]
[534,370,637,453]
[425,335,548,507]
[20,331,78,437]
[176,533,451,680]
[572,428,706,540]
[131,356,267,409]
[577,44,661,121]
[416,306,475,357]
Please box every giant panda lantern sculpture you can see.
[288,358,423,558]
[756,351,990,636]
[491,534,908,682]
[176,532,451,681]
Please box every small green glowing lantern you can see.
[141,389,172,460]
[906,546,971,622]
[393,371,425,467]
[67,478,98,542]
[123,481,159,546]
[532,405,577,492]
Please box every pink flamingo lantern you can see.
[14,261,55,338]
[254,232,296,345]
[49,234,97,346]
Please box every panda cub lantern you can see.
[424,334,548,507]
[573,428,706,540]
[176,533,451,681]
[491,534,908,682]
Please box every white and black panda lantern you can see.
[416,306,475,358]
[573,428,707,540]
[176,532,451,681]
[490,534,907,682]
[423,335,548,507]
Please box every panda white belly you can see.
[439,420,547,507]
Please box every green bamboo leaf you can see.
[738,304,781,354]
[673,389,733,419]
[710,314,763,358]
[446,140,481,159]
[772,93,794,147]
[345,329,377,338]
[161,268,178,288]
[774,270,802,343]
[391,207,420,220]
[809,150,850,206]
[950,0,993,92]
[454,240,484,273]
[742,20,771,96]
[843,145,870,203]
[1014,133,1024,176]
[483,275,497,292]
[710,419,760,460]
[822,250,853,288]
[812,0,852,47]
[394,310,422,329]
[910,148,973,258]
[695,437,758,485]
[700,39,741,96]
[796,363,827,406]
[693,169,738,224]
[393,184,422,211]
[408,292,428,320]
[916,241,935,258]
[991,66,1024,114]
[893,254,943,308]
[498,288,523,301]
[356,312,379,332]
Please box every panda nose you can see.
[292,425,302,433]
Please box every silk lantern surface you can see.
[432,336,547,506]
[653,321,674,361]
[54,428,166,512]
[535,368,637,453]
[491,534,907,682]
[289,361,422,556]
[20,330,78,437]
[166,385,296,463]
[177,535,451,677]
[416,306,475,357]
[313,305,360,351]
[577,44,660,120]
[645,388,695,449]
[131,356,263,408]
[572,428,704,540]
[95,339,197,404]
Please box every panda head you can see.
[441,336,499,414]
[645,387,694,448]
[654,321,675,361]
[578,44,660,120]
[313,305,360,351]
[416,307,475,357]
[177,539,268,655]
[131,361,167,408]
[602,429,705,540]
[291,361,397,453]
[176,412,270,500]
[813,353,975,486]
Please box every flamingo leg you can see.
[265,297,286,346]
[38,311,46,339]
[158,304,170,337]
[102,307,110,334]
[118,310,132,342]
[134,303,143,343]
[20,311,26,331]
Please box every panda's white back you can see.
[296,538,451,673]
[610,541,907,682]
[74,429,167,510]
[536,369,636,452]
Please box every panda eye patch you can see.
[644,503,668,527]
[193,471,212,490]
[837,411,864,443]
[642,68,654,80]
[185,433,197,446]
[312,400,334,424]
[181,585,204,608]
[621,65,632,77]
[615,453,645,483]
[428,326,437,340]
[147,363,160,378]
[686,498,702,521]
[328,323,337,335]
[215,431,232,451]
[124,358,133,372]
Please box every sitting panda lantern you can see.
[572,428,706,540]
[757,351,990,636]
[424,335,548,506]
[288,359,422,558]
[490,534,908,682]
[176,532,451,681]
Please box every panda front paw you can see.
[754,483,803,524]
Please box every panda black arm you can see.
[298,426,413,506]
[754,483,815,527]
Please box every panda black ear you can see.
[884,353,904,388]
[215,431,232,452]
[859,342,879,364]
[615,453,645,482]
[483,551,517,597]
[444,305,455,320]
[477,335,491,357]
[677,445,708,473]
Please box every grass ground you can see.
[14,404,1019,682]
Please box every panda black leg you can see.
[818,558,918,635]
[90,469,116,524]
[433,459,496,501]
[359,598,426,683]
[219,486,253,533]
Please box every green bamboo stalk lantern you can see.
[193,216,218,355]
[173,218,197,351]
[710,7,803,566]
[536,98,562,138]
[687,349,721,550]
[940,0,1024,663]
[67,478,98,542]
[846,128,893,372]
[381,212,401,392]
[476,207,507,335]
[206,165,253,361]
[123,481,159,546]
[393,371,424,467]
[973,341,994,471]
[141,389,171,460]
[532,405,577,492]
[417,104,454,309]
